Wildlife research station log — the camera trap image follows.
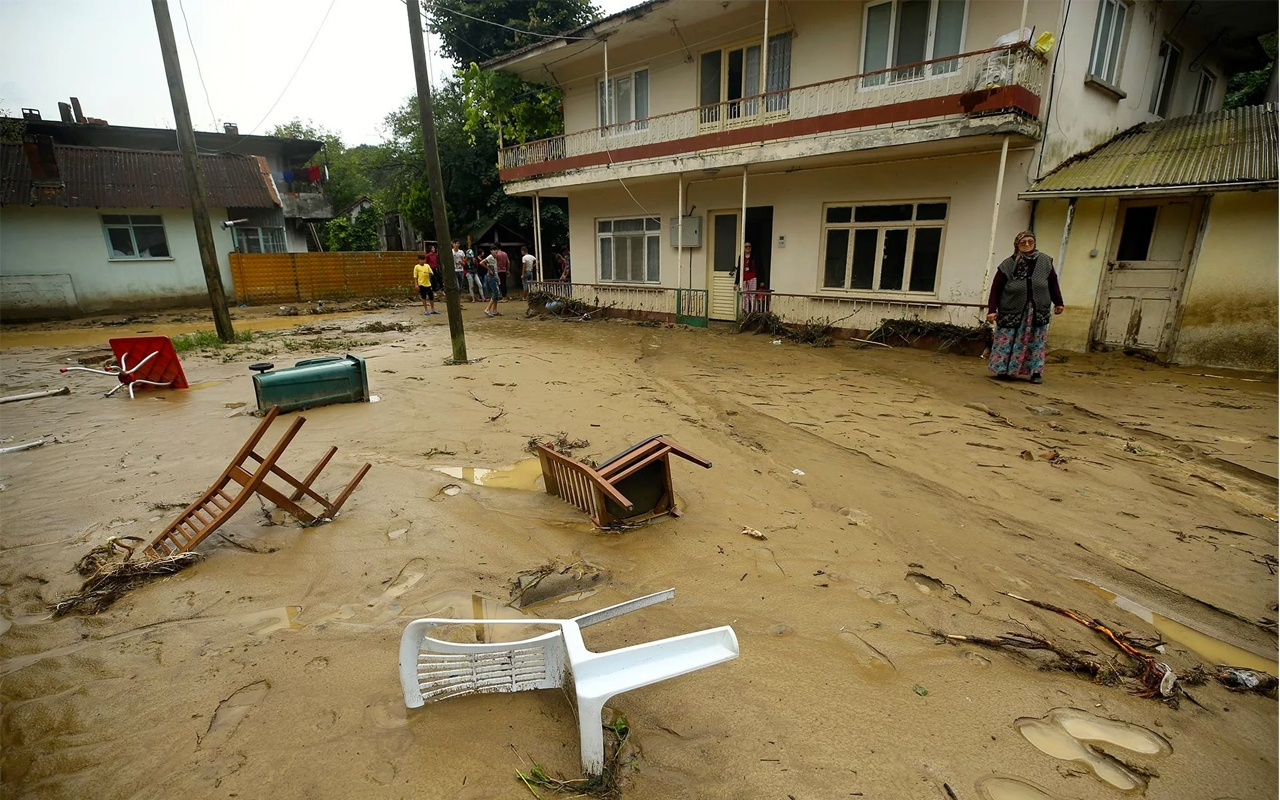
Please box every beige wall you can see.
[568,148,1036,305]
[1174,191,1279,372]
[1036,196,1115,351]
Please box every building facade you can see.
[486,0,1273,367]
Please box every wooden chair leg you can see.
[324,463,372,517]
[289,446,337,501]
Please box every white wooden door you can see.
[1094,198,1202,357]
[709,212,739,320]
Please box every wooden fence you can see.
[229,252,419,306]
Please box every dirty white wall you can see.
[1174,190,1279,372]
[567,147,1035,304]
[1034,196,1115,351]
[0,206,235,318]
[1036,0,1230,175]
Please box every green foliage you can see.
[0,103,26,143]
[461,64,565,144]
[326,205,381,251]
[1224,32,1277,110]
[171,329,254,352]
[425,0,599,66]
[267,119,375,216]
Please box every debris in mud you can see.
[54,550,202,616]
[516,714,633,799]
[526,432,590,457]
[905,571,971,604]
[868,318,992,354]
[351,321,411,334]
[737,311,833,347]
[741,526,767,540]
[509,558,608,607]
[75,536,145,574]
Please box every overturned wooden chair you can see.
[143,405,371,558]
[534,435,711,528]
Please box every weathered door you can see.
[1093,198,1202,357]
[709,212,739,320]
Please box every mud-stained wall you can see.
[1173,191,1279,372]
[1038,197,1115,352]
[0,206,235,319]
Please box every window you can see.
[821,201,947,293]
[862,0,966,86]
[1149,42,1181,116]
[101,214,170,259]
[599,69,649,134]
[699,32,793,125]
[598,217,661,283]
[233,226,287,253]
[1087,0,1128,85]
[1193,69,1216,114]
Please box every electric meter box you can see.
[668,216,702,248]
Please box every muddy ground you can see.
[1,301,1276,800]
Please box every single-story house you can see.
[0,138,279,319]
[1028,103,1278,372]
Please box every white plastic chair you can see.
[399,589,739,775]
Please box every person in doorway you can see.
[493,245,510,301]
[413,252,438,315]
[451,240,472,302]
[737,241,758,313]
[986,230,1064,384]
[520,245,537,290]
[557,249,571,282]
[480,248,502,317]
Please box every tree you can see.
[1224,33,1277,110]
[326,205,382,251]
[267,119,376,217]
[425,0,598,66]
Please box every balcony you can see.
[499,44,1046,183]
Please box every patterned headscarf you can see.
[1012,231,1038,278]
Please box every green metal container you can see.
[253,355,369,414]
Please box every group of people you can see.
[412,241,559,319]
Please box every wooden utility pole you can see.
[406,0,467,362]
[151,0,235,343]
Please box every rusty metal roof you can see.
[1024,104,1278,197]
[0,143,278,208]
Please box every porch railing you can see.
[738,290,988,330]
[500,44,1046,172]
[525,281,709,327]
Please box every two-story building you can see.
[486,0,1275,369]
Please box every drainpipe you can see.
[533,192,543,282]
[1056,197,1076,277]
[602,39,610,130]
[980,136,1012,302]
[1019,0,1029,38]
[761,0,770,109]
[677,176,684,291]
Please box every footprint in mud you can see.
[1014,707,1170,792]
[304,656,329,673]
[856,587,899,605]
[838,630,895,670]
[904,571,971,605]
[366,697,414,758]
[312,560,427,627]
[201,680,270,750]
[975,775,1066,800]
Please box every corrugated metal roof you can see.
[1025,104,1278,196]
[0,143,278,208]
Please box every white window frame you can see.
[1087,0,1130,87]
[1193,69,1217,114]
[598,68,649,136]
[233,226,288,254]
[597,216,662,284]
[860,0,969,88]
[819,200,948,296]
[698,31,793,128]
[1149,40,1182,117]
[101,214,172,260]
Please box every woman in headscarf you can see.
[986,231,1064,384]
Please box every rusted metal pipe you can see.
[0,386,70,404]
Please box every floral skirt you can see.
[989,303,1048,377]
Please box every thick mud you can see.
[0,305,1275,799]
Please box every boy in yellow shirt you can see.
[414,253,439,315]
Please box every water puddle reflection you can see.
[237,606,304,636]
[975,776,1064,800]
[1075,578,1278,673]
[412,590,543,643]
[1015,707,1170,793]
[434,459,544,491]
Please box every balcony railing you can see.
[499,44,1046,175]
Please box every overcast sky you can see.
[0,0,635,145]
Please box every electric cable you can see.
[177,0,219,131]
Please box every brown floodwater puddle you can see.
[1076,578,1278,673]
[0,311,375,350]
[434,459,544,491]
[1015,707,1170,792]
[975,776,1065,800]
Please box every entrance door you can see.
[709,212,740,320]
[708,207,774,321]
[1093,198,1202,358]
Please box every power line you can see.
[431,1,598,42]
[177,0,218,131]
[197,0,339,152]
